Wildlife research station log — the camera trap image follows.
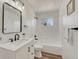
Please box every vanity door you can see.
[16,45,29,59]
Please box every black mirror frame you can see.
[2,2,22,34]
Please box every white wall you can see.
[59,0,78,59]
[0,0,35,42]
[35,10,62,54]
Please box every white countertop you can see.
[0,38,34,51]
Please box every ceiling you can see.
[28,0,62,13]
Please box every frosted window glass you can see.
[42,17,54,26]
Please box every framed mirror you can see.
[2,2,22,34]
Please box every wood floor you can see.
[35,52,62,59]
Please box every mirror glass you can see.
[2,2,22,34]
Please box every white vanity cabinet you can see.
[0,39,35,59]
[16,42,34,59]
[0,48,15,59]
[28,41,34,59]
[16,45,29,59]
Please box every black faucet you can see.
[9,38,13,42]
[14,34,20,41]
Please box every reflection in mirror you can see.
[2,2,22,34]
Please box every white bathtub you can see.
[42,43,62,55]
[34,39,62,55]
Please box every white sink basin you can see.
[0,40,9,44]
[10,39,29,45]
[0,39,28,45]
[0,38,34,51]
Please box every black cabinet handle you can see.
[31,53,33,55]
[28,47,30,52]
[35,38,38,40]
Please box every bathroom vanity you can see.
[0,38,34,59]
[0,1,35,59]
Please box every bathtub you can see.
[42,43,62,55]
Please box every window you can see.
[41,17,54,26]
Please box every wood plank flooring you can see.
[35,52,62,59]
